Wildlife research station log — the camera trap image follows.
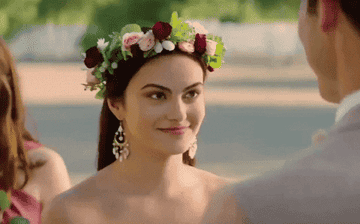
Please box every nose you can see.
[166,96,187,122]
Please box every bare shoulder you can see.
[42,177,103,224]
[27,146,72,211]
[27,146,71,187]
[27,146,66,168]
[41,191,75,224]
[192,168,232,193]
[193,168,241,223]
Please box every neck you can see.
[110,142,196,197]
[336,14,360,102]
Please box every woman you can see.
[0,37,71,223]
[43,12,229,223]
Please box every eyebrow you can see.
[141,82,203,93]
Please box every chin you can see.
[318,80,341,104]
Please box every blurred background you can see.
[1,0,337,184]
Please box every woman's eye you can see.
[149,92,166,100]
[184,90,199,99]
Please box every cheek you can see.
[191,98,206,126]
[125,99,151,133]
[298,9,308,48]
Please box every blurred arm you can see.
[28,147,72,218]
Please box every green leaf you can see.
[144,49,156,58]
[209,56,222,68]
[148,50,157,58]
[108,67,114,75]
[120,24,142,38]
[108,34,122,56]
[170,11,180,28]
[122,50,132,61]
[10,216,30,224]
[171,22,192,42]
[95,87,106,99]
[215,43,224,56]
[0,190,10,211]
[93,70,102,80]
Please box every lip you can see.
[159,126,188,131]
[158,126,188,135]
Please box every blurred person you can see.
[202,0,360,223]
[42,12,230,224]
[0,37,71,223]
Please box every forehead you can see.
[129,55,204,89]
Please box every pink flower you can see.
[192,22,208,34]
[206,40,217,56]
[122,32,144,52]
[178,41,195,53]
[138,30,156,51]
[194,34,207,55]
[185,21,208,34]
[152,21,172,40]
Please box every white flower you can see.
[154,41,163,53]
[99,67,105,73]
[102,62,108,68]
[206,40,217,56]
[162,40,175,51]
[138,30,156,51]
[192,22,208,34]
[111,62,118,69]
[122,32,144,52]
[178,41,195,53]
[97,38,109,51]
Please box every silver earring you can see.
[112,121,130,162]
[188,138,197,159]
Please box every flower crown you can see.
[82,12,226,99]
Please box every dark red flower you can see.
[194,34,207,55]
[84,46,104,68]
[207,65,214,72]
[152,21,172,40]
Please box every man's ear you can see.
[107,98,125,121]
[320,0,340,33]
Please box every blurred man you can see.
[202,0,360,223]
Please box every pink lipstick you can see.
[159,126,187,135]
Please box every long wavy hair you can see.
[0,38,46,204]
[97,43,208,171]
[308,0,360,34]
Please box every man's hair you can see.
[307,0,360,34]
[308,0,318,15]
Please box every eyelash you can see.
[148,90,200,100]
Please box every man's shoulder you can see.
[229,130,360,223]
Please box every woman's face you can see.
[112,54,205,157]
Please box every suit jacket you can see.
[203,104,360,224]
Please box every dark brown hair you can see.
[0,38,46,203]
[97,47,208,171]
[307,0,360,34]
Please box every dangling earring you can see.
[188,138,198,159]
[112,121,130,162]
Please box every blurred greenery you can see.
[0,0,301,49]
